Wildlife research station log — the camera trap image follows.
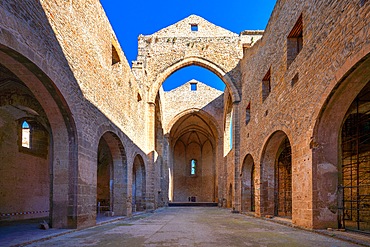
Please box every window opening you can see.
[291,73,299,86]
[229,115,233,149]
[340,86,370,233]
[112,45,120,65]
[190,159,197,175]
[190,82,197,91]
[21,121,30,148]
[287,14,303,67]
[246,102,251,125]
[262,68,271,101]
[191,24,198,32]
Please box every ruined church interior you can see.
[0,0,370,243]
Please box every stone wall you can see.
[162,80,224,132]
[239,0,370,228]
[0,0,368,232]
[0,0,148,228]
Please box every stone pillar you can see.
[146,102,156,211]
[162,134,170,205]
[232,101,241,213]
[112,158,126,216]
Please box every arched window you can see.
[190,159,197,175]
[229,115,233,149]
[19,119,49,157]
[21,121,30,148]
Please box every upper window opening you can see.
[191,24,198,32]
[287,14,303,67]
[246,102,251,125]
[21,121,30,148]
[262,68,271,102]
[112,44,120,65]
[190,82,197,91]
[19,119,49,158]
[291,73,299,86]
[191,159,197,175]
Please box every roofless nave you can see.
[0,0,369,234]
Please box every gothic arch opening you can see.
[312,51,370,229]
[224,94,233,155]
[96,132,127,219]
[132,155,146,212]
[169,112,218,203]
[260,131,292,218]
[340,83,370,232]
[0,46,77,228]
[149,57,240,103]
[0,73,51,224]
[241,154,255,213]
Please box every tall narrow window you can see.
[287,14,303,67]
[246,102,251,125]
[262,68,271,101]
[229,115,233,149]
[22,121,30,148]
[190,159,197,175]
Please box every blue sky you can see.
[100,1,277,91]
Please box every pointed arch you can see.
[241,154,255,213]
[0,45,78,228]
[312,48,370,229]
[96,130,128,218]
[149,57,240,103]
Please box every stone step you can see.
[168,202,218,207]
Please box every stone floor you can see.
[1,207,370,246]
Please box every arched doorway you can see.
[312,51,370,229]
[97,137,113,217]
[275,137,292,218]
[96,131,128,219]
[0,68,51,223]
[260,131,292,218]
[0,46,76,228]
[241,155,255,212]
[132,155,146,212]
[340,81,370,232]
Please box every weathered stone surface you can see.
[0,0,369,233]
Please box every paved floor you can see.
[3,207,363,247]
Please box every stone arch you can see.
[132,154,146,212]
[259,131,292,217]
[166,108,221,138]
[312,48,370,229]
[241,154,255,213]
[168,110,219,203]
[0,45,77,228]
[96,131,128,218]
[149,56,240,103]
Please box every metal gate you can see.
[275,138,292,217]
[340,92,370,233]
[251,163,255,212]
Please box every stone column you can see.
[232,101,241,213]
[162,134,170,205]
[146,102,156,211]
